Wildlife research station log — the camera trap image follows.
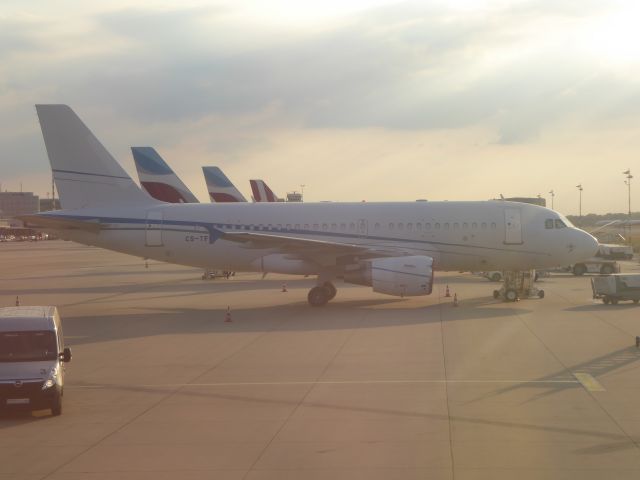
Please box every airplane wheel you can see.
[505,289,518,302]
[603,297,611,304]
[323,282,337,300]
[633,299,639,304]
[308,286,330,307]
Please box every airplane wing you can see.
[17,214,102,233]
[222,231,416,261]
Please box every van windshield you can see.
[0,331,57,362]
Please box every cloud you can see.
[2,1,640,213]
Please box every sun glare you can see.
[582,4,640,66]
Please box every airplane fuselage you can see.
[42,200,596,274]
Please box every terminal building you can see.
[0,192,40,227]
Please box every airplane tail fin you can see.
[36,105,155,210]
[132,147,200,203]
[202,166,247,202]
[250,179,280,202]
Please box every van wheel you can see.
[611,298,619,305]
[633,299,639,304]
[51,394,62,416]
[600,264,614,275]
[491,273,502,282]
[573,264,587,276]
[603,297,611,304]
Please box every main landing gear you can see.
[308,282,337,307]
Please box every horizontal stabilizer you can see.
[17,214,102,233]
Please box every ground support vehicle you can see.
[493,270,545,302]
[591,274,640,305]
[596,243,634,260]
[570,258,619,276]
[0,306,72,416]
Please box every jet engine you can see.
[343,255,434,297]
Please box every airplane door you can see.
[504,208,522,244]
[357,219,368,237]
[146,210,163,246]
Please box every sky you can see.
[1,0,640,215]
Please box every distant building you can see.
[0,192,40,227]
[39,198,61,212]
[286,191,303,202]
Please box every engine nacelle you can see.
[343,255,434,297]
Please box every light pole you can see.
[576,184,583,219]
[300,184,306,202]
[624,169,632,240]
[549,190,555,210]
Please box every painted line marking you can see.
[573,372,606,392]
[67,379,580,389]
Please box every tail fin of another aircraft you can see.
[202,166,247,202]
[36,105,154,210]
[250,179,280,202]
[132,147,200,203]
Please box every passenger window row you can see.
[215,221,499,233]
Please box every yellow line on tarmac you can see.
[573,372,606,392]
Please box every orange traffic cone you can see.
[224,306,232,322]
[445,285,451,297]
[282,283,287,292]
[453,293,459,307]
[15,296,20,306]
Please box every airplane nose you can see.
[573,229,599,261]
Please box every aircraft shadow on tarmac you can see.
[566,303,640,312]
[57,297,529,346]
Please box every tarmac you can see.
[2,240,640,479]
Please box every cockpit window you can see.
[545,219,554,229]
[554,219,566,229]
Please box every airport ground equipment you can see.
[591,274,640,305]
[493,270,544,302]
[569,258,619,276]
[596,243,633,260]
[481,271,503,282]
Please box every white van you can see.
[0,306,72,416]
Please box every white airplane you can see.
[131,147,199,203]
[23,105,598,306]
[202,166,247,203]
[250,179,282,202]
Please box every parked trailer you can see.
[591,274,640,305]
